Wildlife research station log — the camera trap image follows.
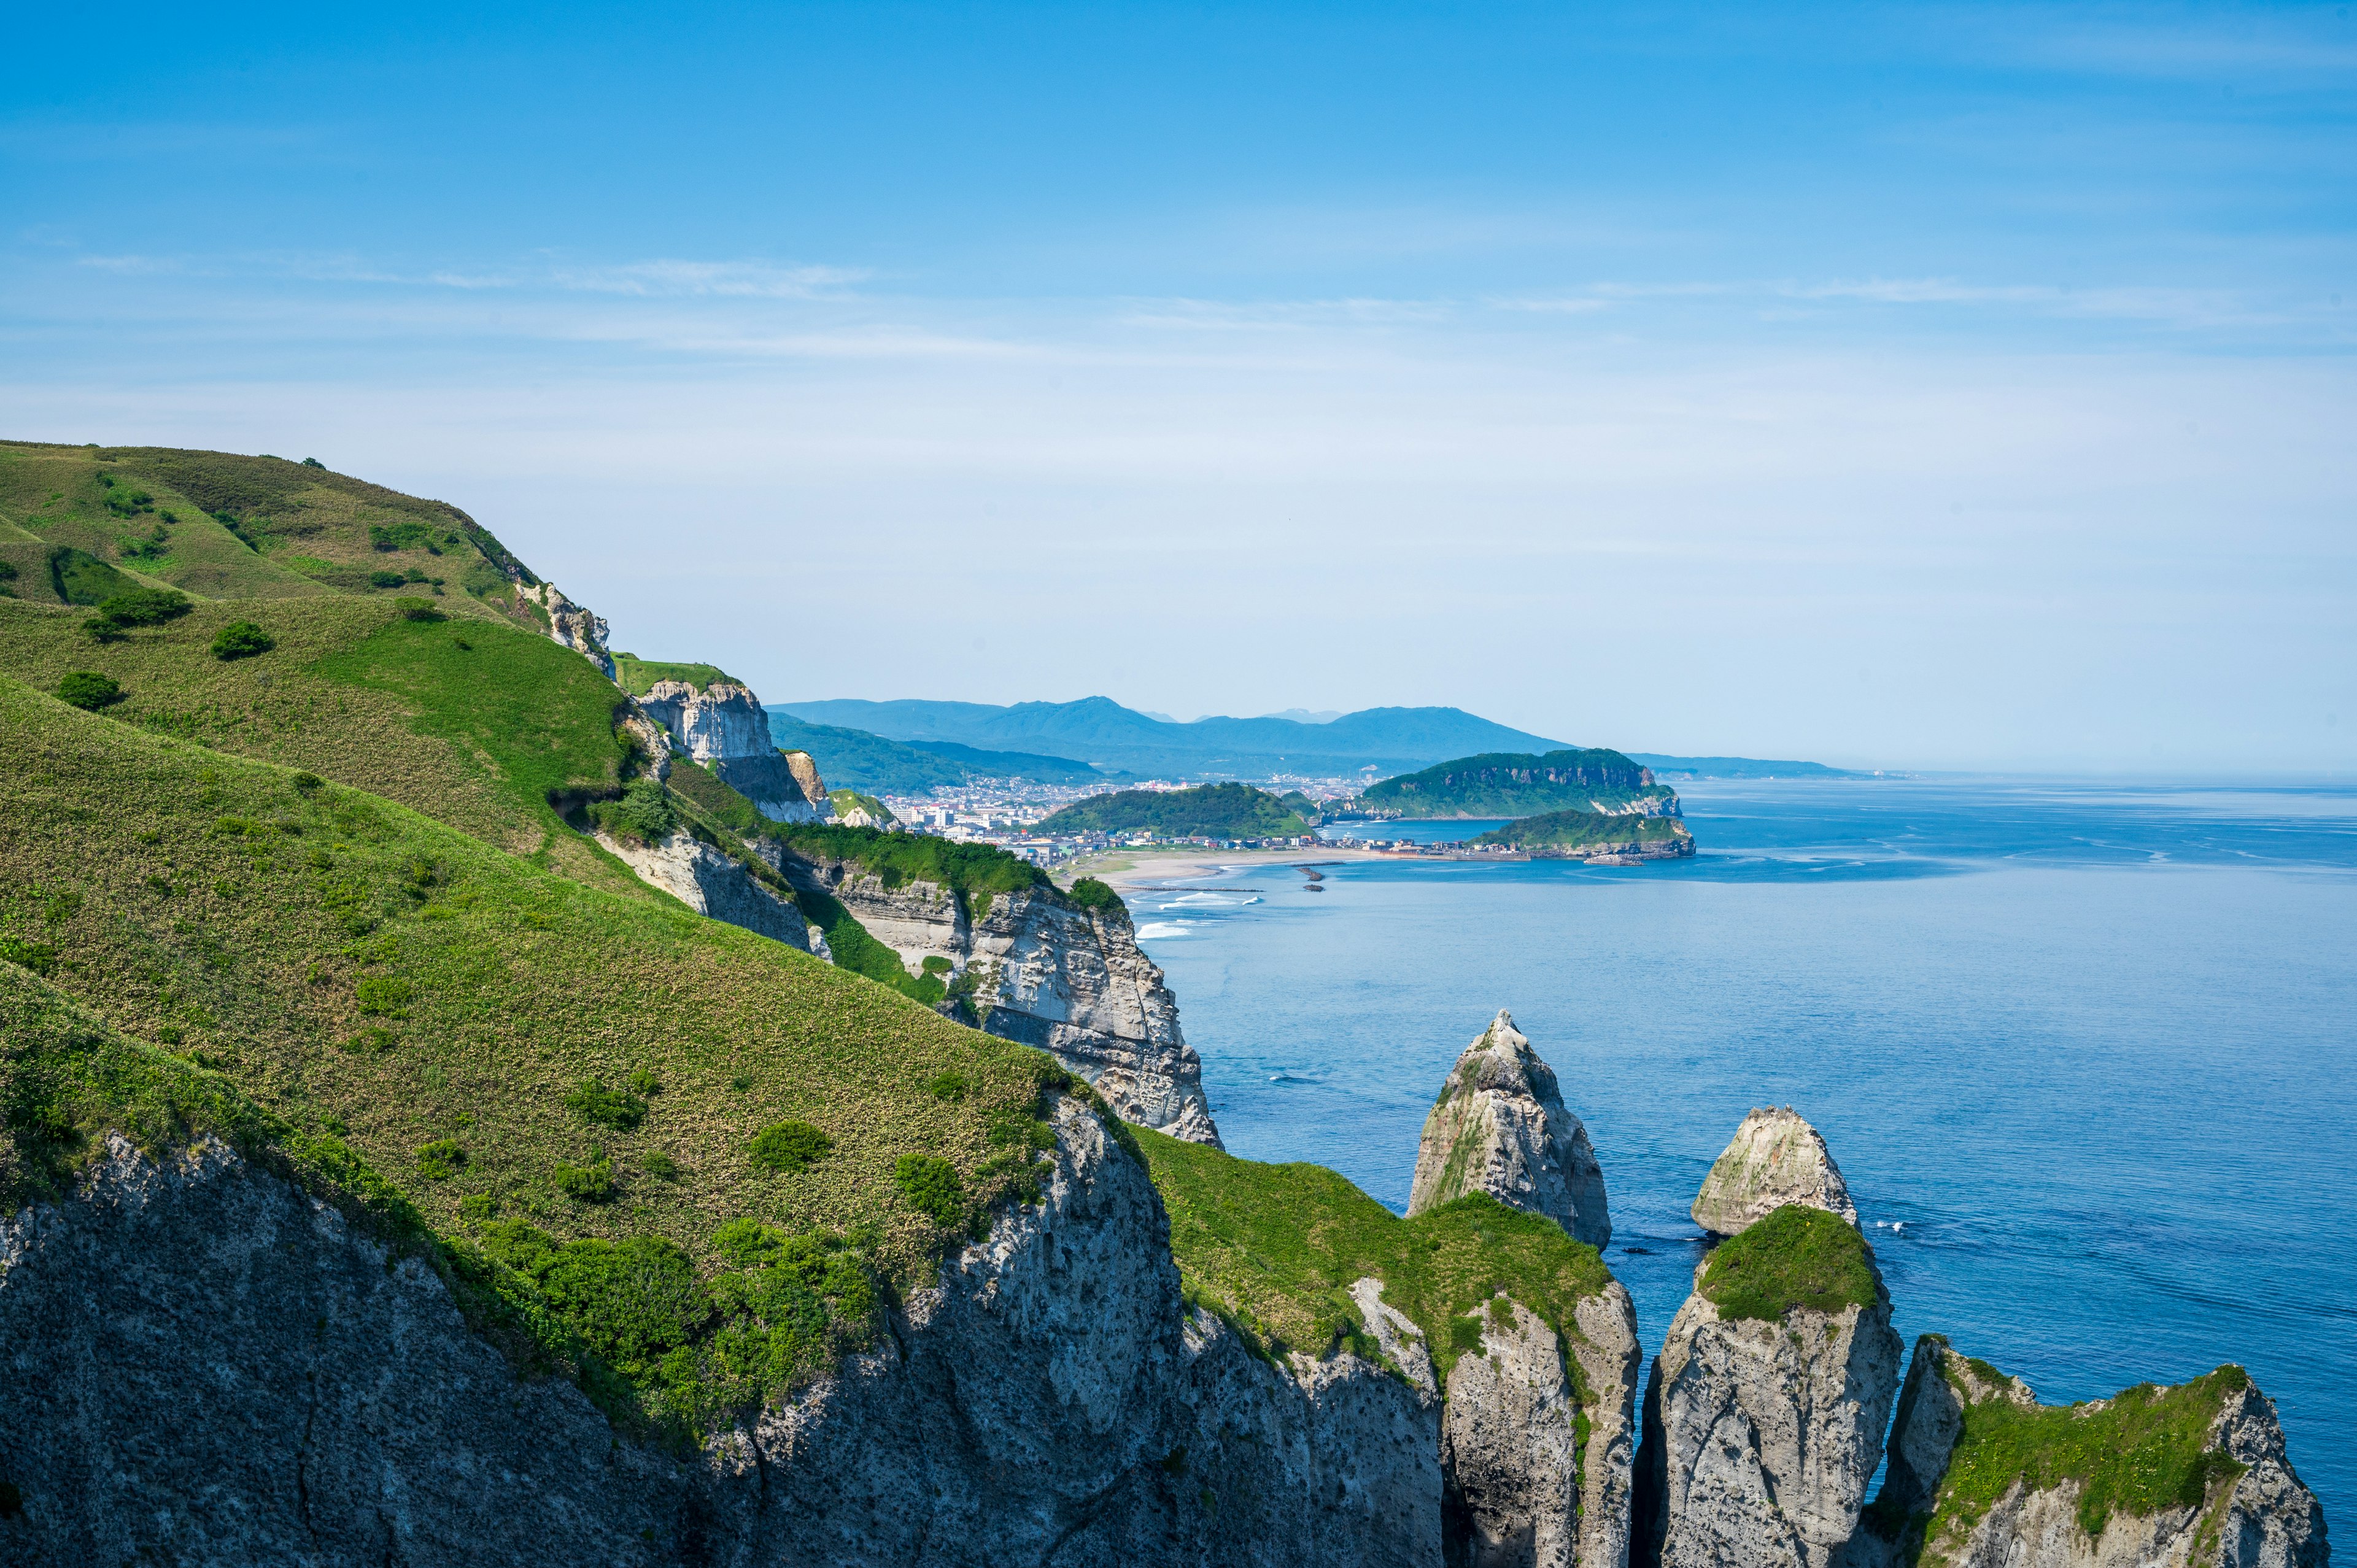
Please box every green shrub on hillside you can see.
[369,569,406,589]
[415,1137,466,1180]
[210,620,275,660]
[58,671,123,711]
[567,1078,649,1130]
[554,1158,617,1203]
[1698,1204,1879,1321]
[751,1121,832,1173]
[96,587,191,627]
[1065,876,1124,914]
[892,1153,964,1227]
[394,596,445,622]
[1,936,60,976]
[355,975,413,1018]
[589,779,678,846]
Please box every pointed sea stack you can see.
[1407,1010,1611,1248]
[1691,1105,1858,1237]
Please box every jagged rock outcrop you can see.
[1838,1338,2328,1568]
[637,678,833,824]
[1633,1234,1903,1568]
[597,827,829,959]
[1441,1284,1643,1568]
[1407,1012,1610,1248]
[519,581,615,678]
[0,1109,1444,1566]
[760,843,1220,1145]
[1691,1107,1857,1236]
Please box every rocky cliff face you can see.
[1839,1338,2328,1568]
[0,1106,1456,1567]
[597,827,829,959]
[637,679,832,824]
[1690,1107,1857,1236]
[1633,1256,1903,1568]
[760,843,1220,1145]
[520,581,616,679]
[1407,1012,1610,1248]
[1441,1284,1643,1568]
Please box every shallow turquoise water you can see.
[1130,779,2357,1518]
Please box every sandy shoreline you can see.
[1055,844,1390,896]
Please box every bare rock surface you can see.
[520,581,616,677]
[1690,1107,1857,1237]
[761,842,1220,1145]
[637,678,832,823]
[0,1108,1442,1566]
[598,827,829,959]
[1441,1283,1642,1568]
[1633,1261,1903,1568]
[1839,1338,2328,1568]
[1407,1011,1610,1247]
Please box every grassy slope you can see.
[0,676,1083,1415]
[1139,1129,1615,1381]
[1887,1348,2253,1558]
[613,651,737,697]
[1036,782,1312,839]
[1697,1204,1880,1321]
[0,595,647,898]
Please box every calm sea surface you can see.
[1128,778,2357,1518]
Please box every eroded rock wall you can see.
[636,679,831,824]
[0,1108,1442,1567]
[1633,1265,1902,1568]
[1441,1283,1641,1568]
[598,827,829,959]
[758,844,1220,1145]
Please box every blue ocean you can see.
[1127,778,2357,1518]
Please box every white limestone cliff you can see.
[1690,1106,1857,1237]
[595,826,829,959]
[635,678,833,824]
[759,842,1221,1145]
[1407,1011,1611,1248]
[518,581,615,678]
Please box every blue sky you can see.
[5,2,2353,770]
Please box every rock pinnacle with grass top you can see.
[1406,1010,1611,1248]
[1691,1105,1857,1237]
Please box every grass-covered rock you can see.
[1697,1202,1879,1321]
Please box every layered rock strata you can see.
[761,843,1220,1145]
[0,1110,1450,1567]
[637,678,832,824]
[1441,1284,1644,1568]
[597,827,829,959]
[1838,1337,2328,1568]
[1407,1011,1610,1248]
[1633,1238,1903,1568]
[1690,1106,1857,1236]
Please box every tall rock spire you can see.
[1406,1010,1611,1248]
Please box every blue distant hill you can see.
[770,695,1572,779]
[1628,754,1857,779]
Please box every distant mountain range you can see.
[769,696,1572,779]
[767,713,1112,795]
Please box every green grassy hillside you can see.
[0,440,553,630]
[0,674,1080,1431]
[612,651,738,696]
[0,595,647,897]
[1036,782,1311,840]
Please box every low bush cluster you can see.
[565,1077,649,1130]
[58,671,123,711]
[892,1153,964,1227]
[750,1121,831,1174]
[211,620,275,660]
[587,779,679,846]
